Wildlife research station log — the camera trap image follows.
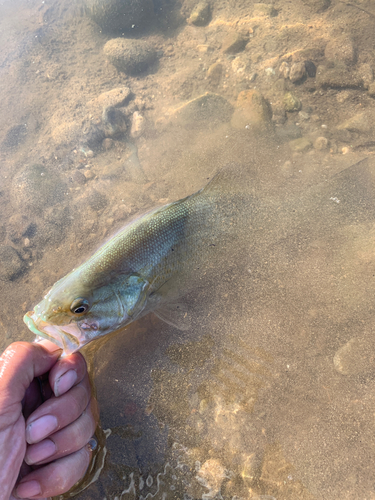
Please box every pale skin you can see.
[0,340,98,499]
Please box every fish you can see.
[25,158,375,357]
[24,167,251,356]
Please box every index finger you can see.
[49,352,88,398]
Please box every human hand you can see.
[0,340,98,499]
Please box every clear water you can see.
[1,1,375,499]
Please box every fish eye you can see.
[70,298,90,315]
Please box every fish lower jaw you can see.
[24,312,88,356]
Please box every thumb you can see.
[0,341,62,408]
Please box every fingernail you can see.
[16,480,41,498]
[25,438,56,465]
[26,415,58,444]
[54,369,77,397]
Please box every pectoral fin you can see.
[118,275,149,318]
[154,301,191,331]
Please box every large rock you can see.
[85,0,154,33]
[301,0,330,12]
[0,246,24,281]
[325,36,355,65]
[231,90,272,131]
[316,64,362,89]
[337,111,374,135]
[11,164,67,216]
[103,38,157,75]
[86,87,132,110]
[221,31,248,54]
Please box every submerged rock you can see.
[103,38,157,75]
[289,62,306,83]
[35,221,67,248]
[85,0,154,33]
[102,106,127,137]
[87,87,132,110]
[288,137,312,152]
[283,92,302,111]
[325,36,355,65]
[130,111,145,138]
[188,1,211,26]
[221,31,248,54]
[11,164,66,216]
[301,0,330,12]
[314,136,329,150]
[207,62,223,87]
[86,189,108,212]
[304,60,317,77]
[231,90,272,131]
[316,64,362,89]
[336,111,374,135]
[253,3,278,16]
[0,246,25,281]
[275,123,302,142]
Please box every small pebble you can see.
[24,238,30,248]
[102,138,114,150]
[289,62,306,83]
[279,61,290,79]
[342,146,349,154]
[253,2,278,16]
[130,111,145,138]
[207,62,223,86]
[84,170,95,180]
[283,92,302,112]
[314,136,329,150]
[304,60,316,77]
[188,1,210,26]
[265,67,276,76]
[71,170,86,185]
[289,137,312,152]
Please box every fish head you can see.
[24,271,149,356]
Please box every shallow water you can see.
[2,0,375,499]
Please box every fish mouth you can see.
[24,311,88,356]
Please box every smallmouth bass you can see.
[24,169,246,356]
